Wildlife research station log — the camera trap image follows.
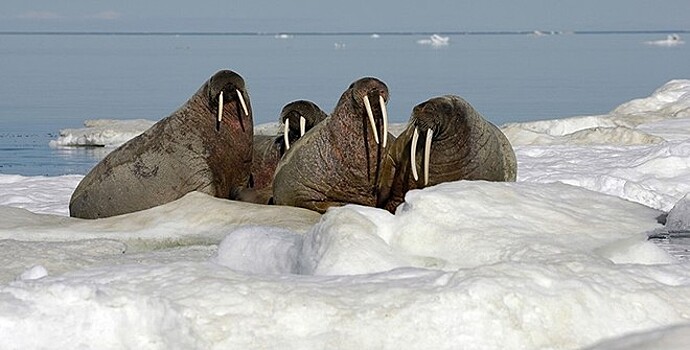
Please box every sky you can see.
[1,0,689,33]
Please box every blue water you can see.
[1,31,688,176]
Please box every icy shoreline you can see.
[1,79,690,349]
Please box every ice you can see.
[664,194,690,231]
[416,34,450,47]
[1,79,690,349]
[49,119,156,148]
[644,34,686,47]
[585,323,690,350]
[213,226,303,274]
[17,265,48,281]
[0,174,83,215]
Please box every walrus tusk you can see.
[363,95,380,144]
[379,95,388,148]
[237,89,249,116]
[424,128,433,186]
[300,115,306,137]
[411,127,419,181]
[217,91,224,123]
[284,120,291,150]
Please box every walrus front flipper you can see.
[70,70,254,219]
[379,95,517,213]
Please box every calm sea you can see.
[1,31,688,176]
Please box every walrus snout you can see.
[347,77,390,147]
[207,70,251,131]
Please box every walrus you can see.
[239,100,328,204]
[378,95,517,212]
[272,77,392,213]
[69,69,253,219]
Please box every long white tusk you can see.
[300,115,306,137]
[424,128,433,186]
[236,89,249,116]
[410,127,419,181]
[363,95,379,144]
[217,91,224,123]
[283,119,290,150]
[379,95,388,148]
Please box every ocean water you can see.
[0,31,688,175]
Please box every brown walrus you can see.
[378,95,517,212]
[240,100,328,204]
[272,77,392,213]
[69,69,253,219]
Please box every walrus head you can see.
[378,95,517,212]
[235,100,328,205]
[280,100,329,153]
[338,77,390,148]
[69,69,255,219]
[207,70,251,132]
[272,77,392,213]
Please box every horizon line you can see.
[0,29,688,37]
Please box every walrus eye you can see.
[236,89,249,116]
[284,120,291,150]
[362,95,380,145]
[300,115,306,137]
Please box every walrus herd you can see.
[69,69,517,219]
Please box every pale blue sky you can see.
[1,0,689,32]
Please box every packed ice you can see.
[1,80,690,349]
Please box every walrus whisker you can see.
[237,89,249,116]
[284,120,291,150]
[379,95,388,148]
[411,127,420,181]
[424,128,433,186]
[300,115,306,137]
[363,95,380,144]
[217,91,224,123]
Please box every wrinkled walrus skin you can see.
[378,95,517,212]
[241,100,328,205]
[69,70,253,219]
[272,78,392,213]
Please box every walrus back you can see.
[69,116,216,219]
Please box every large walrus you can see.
[241,100,328,204]
[69,70,253,219]
[378,95,517,212]
[272,77,392,213]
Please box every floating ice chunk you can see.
[49,119,155,148]
[644,34,685,47]
[417,34,449,47]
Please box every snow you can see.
[1,80,690,349]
